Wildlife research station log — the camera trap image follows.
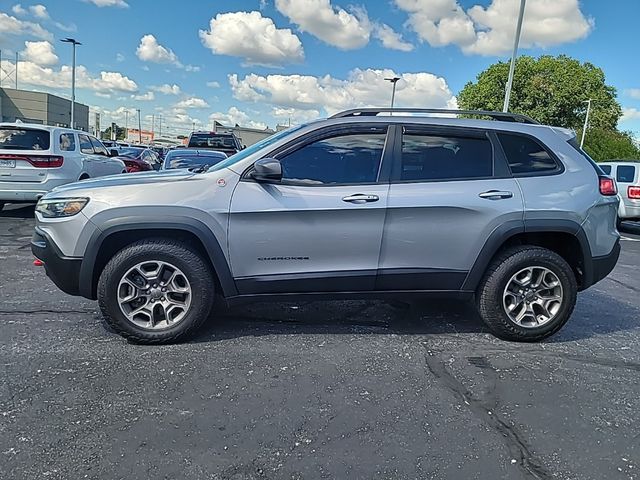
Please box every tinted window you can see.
[498,133,558,175]
[0,127,50,150]
[400,131,492,181]
[165,153,227,170]
[79,134,94,154]
[599,164,612,175]
[617,165,636,183]
[118,148,143,158]
[60,133,76,151]
[90,137,108,156]
[188,134,237,149]
[278,130,387,184]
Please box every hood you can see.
[48,169,195,196]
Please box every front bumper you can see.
[31,228,82,296]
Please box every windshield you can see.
[207,125,306,172]
[0,127,50,150]
[188,134,236,149]
[118,147,143,158]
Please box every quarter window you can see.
[277,129,387,184]
[60,133,76,151]
[79,134,94,154]
[399,131,493,181]
[498,133,558,175]
[617,165,636,183]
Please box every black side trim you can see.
[236,270,376,294]
[31,229,82,296]
[590,239,620,287]
[79,218,236,299]
[375,268,467,290]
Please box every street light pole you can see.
[580,99,592,149]
[503,0,526,112]
[61,38,81,129]
[385,77,401,109]
[136,108,142,144]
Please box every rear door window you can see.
[498,133,560,175]
[617,165,636,183]
[60,133,76,152]
[397,129,493,181]
[0,127,50,150]
[79,135,95,154]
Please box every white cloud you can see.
[116,53,125,62]
[621,108,640,122]
[394,0,593,55]
[136,34,179,64]
[151,83,181,95]
[22,40,58,66]
[271,106,320,124]
[174,97,209,109]
[275,0,371,49]
[209,107,267,129]
[206,81,221,88]
[0,12,52,41]
[199,11,304,66]
[85,0,129,7]
[132,91,155,101]
[625,89,640,100]
[0,59,138,93]
[12,4,27,15]
[29,4,49,19]
[229,68,457,116]
[373,23,414,51]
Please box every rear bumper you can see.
[619,202,640,220]
[583,239,620,289]
[31,228,82,296]
[0,178,74,202]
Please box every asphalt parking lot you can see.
[1,204,639,480]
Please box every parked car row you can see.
[597,161,640,224]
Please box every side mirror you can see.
[109,149,119,157]
[251,157,282,182]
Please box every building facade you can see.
[0,87,89,131]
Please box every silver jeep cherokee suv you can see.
[31,108,620,344]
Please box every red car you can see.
[115,147,161,173]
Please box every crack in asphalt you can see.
[424,352,553,480]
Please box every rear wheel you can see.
[97,238,215,344]
[476,246,577,342]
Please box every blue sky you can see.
[0,0,638,139]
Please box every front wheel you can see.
[97,238,215,344]
[476,246,577,342]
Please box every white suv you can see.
[0,123,127,210]
[598,161,640,223]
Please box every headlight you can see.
[35,197,89,218]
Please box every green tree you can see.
[102,124,127,141]
[458,55,622,132]
[583,129,640,161]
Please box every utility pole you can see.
[580,99,592,149]
[385,77,401,109]
[192,121,195,132]
[61,38,81,128]
[151,114,155,140]
[124,110,129,140]
[136,108,142,144]
[503,0,526,112]
[158,114,162,137]
[15,52,18,89]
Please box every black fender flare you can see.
[78,217,237,299]
[462,219,592,291]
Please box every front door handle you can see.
[342,194,379,203]
[478,190,513,200]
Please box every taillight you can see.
[629,186,640,199]
[599,176,617,196]
[0,154,63,168]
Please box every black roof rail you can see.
[329,108,539,124]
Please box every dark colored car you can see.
[115,147,161,172]
[186,132,243,156]
[162,148,227,171]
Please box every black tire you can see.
[616,216,623,231]
[79,174,90,181]
[476,246,577,342]
[97,238,215,344]
[0,201,5,211]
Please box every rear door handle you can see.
[478,190,513,200]
[342,194,379,203]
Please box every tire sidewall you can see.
[488,250,577,339]
[98,242,214,342]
